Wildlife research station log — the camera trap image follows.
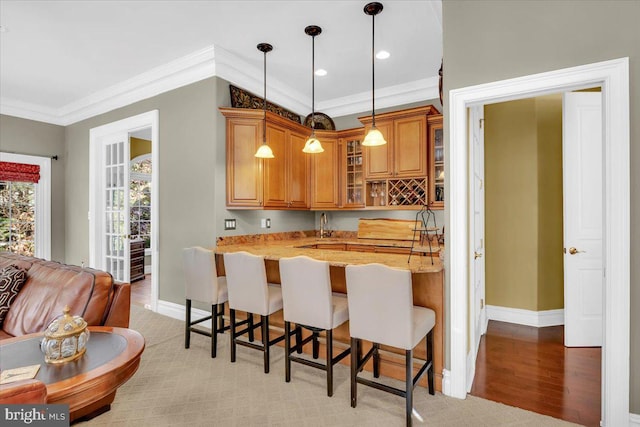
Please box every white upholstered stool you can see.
[182,246,229,358]
[223,251,286,374]
[345,263,435,427]
[279,256,350,397]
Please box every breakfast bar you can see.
[214,230,445,391]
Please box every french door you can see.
[100,132,131,283]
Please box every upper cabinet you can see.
[428,115,444,209]
[360,106,437,179]
[222,105,442,210]
[339,128,365,208]
[310,132,340,209]
[221,108,309,209]
[225,114,263,208]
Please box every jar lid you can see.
[44,305,87,340]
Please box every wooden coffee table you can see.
[0,326,145,422]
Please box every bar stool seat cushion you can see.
[412,307,436,349]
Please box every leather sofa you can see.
[0,251,130,340]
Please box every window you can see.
[0,153,51,259]
[130,155,151,248]
[0,181,36,255]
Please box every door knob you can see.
[474,251,483,259]
[568,247,584,255]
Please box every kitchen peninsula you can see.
[214,229,445,391]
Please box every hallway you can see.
[470,320,601,427]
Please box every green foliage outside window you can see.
[0,181,36,256]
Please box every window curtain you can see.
[0,161,41,183]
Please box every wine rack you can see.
[366,178,427,207]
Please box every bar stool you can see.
[279,256,350,397]
[182,246,229,358]
[223,251,285,374]
[345,263,435,427]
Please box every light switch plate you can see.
[224,219,236,230]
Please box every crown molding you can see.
[1,44,438,126]
[0,98,64,125]
[318,77,440,117]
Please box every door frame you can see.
[447,57,629,427]
[89,110,160,311]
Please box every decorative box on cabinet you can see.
[130,239,145,282]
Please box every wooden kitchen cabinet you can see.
[310,132,340,209]
[428,115,444,209]
[360,106,436,179]
[339,128,365,208]
[221,107,309,209]
[263,125,309,209]
[224,114,263,207]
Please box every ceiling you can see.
[0,1,442,126]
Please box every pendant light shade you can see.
[362,2,387,147]
[302,25,324,154]
[255,42,275,158]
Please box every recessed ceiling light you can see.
[315,69,327,77]
[376,50,390,60]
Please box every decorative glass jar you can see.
[41,306,90,364]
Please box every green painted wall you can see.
[442,0,640,411]
[484,95,563,312]
[130,137,151,159]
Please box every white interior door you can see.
[562,92,603,347]
[468,105,486,390]
[102,132,131,283]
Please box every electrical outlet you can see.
[260,218,271,229]
[266,218,271,228]
[224,219,236,230]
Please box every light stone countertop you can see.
[214,236,443,273]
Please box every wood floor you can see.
[130,274,151,307]
[470,320,601,427]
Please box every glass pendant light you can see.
[362,2,387,147]
[255,42,275,158]
[302,25,324,154]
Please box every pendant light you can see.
[362,2,387,147]
[302,25,324,154]
[255,42,275,158]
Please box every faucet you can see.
[319,212,328,239]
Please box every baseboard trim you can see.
[630,412,640,426]
[156,299,212,329]
[442,369,452,397]
[486,305,564,327]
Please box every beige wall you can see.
[443,0,640,412]
[484,95,563,312]
[0,115,66,262]
[65,77,314,305]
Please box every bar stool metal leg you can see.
[351,337,358,408]
[262,315,270,374]
[230,308,237,362]
[211,304,217,358]
[406,349,413,427]
[185,299,191,349]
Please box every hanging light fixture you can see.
[255,42,275,158]
[302,25,324,154]
[362,2,387,147]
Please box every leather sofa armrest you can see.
[0,379,47,404]
[103,282,131,328]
